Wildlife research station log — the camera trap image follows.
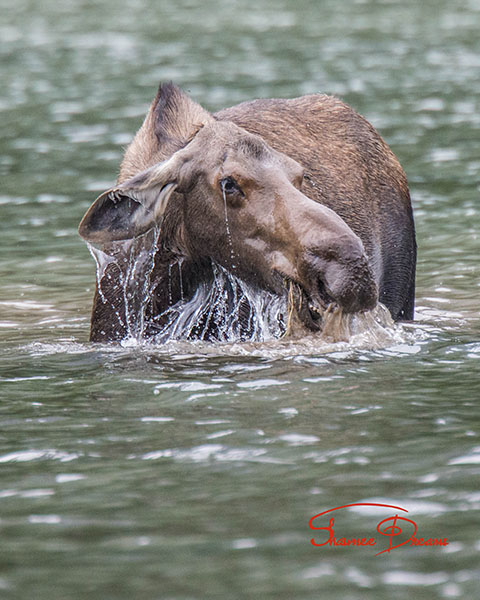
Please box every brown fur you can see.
[80,84,416,342]
[215,95,415,312]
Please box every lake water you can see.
[1,0,479,598]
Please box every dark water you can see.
[1,0,479,598]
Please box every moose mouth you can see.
[283,278,334,333]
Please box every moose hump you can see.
[79,83,416,343]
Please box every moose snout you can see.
[282,191,379,315]
[300,236,378,314]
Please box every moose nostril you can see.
[305,253,378,314]
[337,270,378,313]
[317,278,325,297]
[314,278,331,307]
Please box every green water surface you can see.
[1,0,479,598]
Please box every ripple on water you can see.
[28,515,62,525]
[153,381,223,393]
[0,489,55,499]
[237,378,289,389]
[139,444,292,465]
[448,446,480,465]
[0,449,81,463]
[278,433,320,446]
[21,311,419,364]
[383,572,451,587]
[348,498,448,515]
[55,474,86,483]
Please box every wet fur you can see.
[88,83,416,342]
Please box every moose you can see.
[79,83,416,343]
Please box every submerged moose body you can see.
[79,83,416,343]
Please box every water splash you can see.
[86,234,405,350]
[87,228,160,340]
[319,302,395,344]
[149,262,287,343]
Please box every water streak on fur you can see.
[88,234,397,348]
[87,242,126,330]
[87,228,160,340]
[178,258,185,301]
[151,263,287,342]
[222,187,236,271]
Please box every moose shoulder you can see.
[79,83,416,343]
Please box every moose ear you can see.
[78,158,178,243]
[118,83,213,183]
[79,84,210,243]
[153,82,213,149]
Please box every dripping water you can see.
[222,187,236,271]
[178,257,184,301]
[149,262,288,343]
[167,262,173,305]
[87,228,161,340]
[87,242,127,331]
[87,235,400,347]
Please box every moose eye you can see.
[220,176,242,196]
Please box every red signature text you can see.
[309,503,449,555]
